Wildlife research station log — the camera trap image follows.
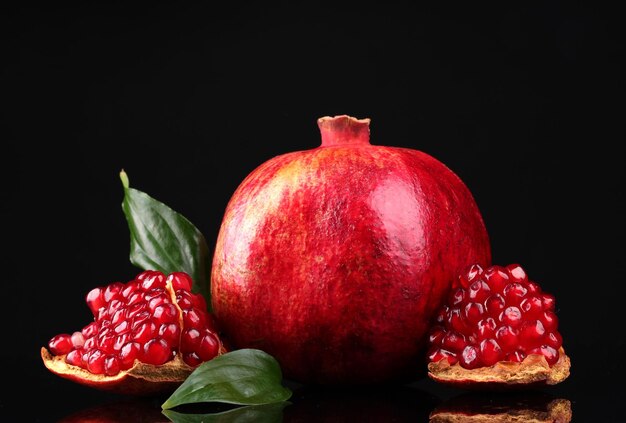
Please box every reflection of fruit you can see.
[42,271,226,395]
[285,385,439,422]
[59,398,168,423]
[427,264,570,388]
[429,392,572,422]
[212,115,491,384]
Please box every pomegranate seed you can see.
[542,294,555,311]
[126,303,146,319]
[484,266,509,292]
[428,327,445,345]
[542,311,558,332]
[427,263,564,370]
[519,320,546,349]
[168,272,193,291]
[71,331,85,349]
[485,294,506,317]
[520,296,543,317]
[159,323,181,346]
[84,337,96,350]
[435,307,448,324]
[428,348,457,365]
[183,352,203,367]
[479,339,503,366]
[81,351,90,367]
[530,345,559,366]
[131,311,151,330]
[526,282,540,294]
[458,264,483,289]
[500,306,522,327]
[113,333,130,351]
[86,287,105,316]
[183,309,206,329]
[49,334,73,355]
[143,338,171,365]
[148,295,170,312]
[450,288,465,305]
[82,322,99,338]
[121,281,139,298]
[181,328,201,351]
[104,355,120,376]
[190,293,207,311]
[97,307,109,320]
[464,302,483,324]
[503,283,528,305]
[98,332,116,353]
[111,308,127,325]
[114,320,130,335]
[197,332,220,361]
[442,331,466,353]
[87,349,106,374]
[132,321,157,344]
[141,272,166,290]
[105,282,123,301]
[468,280,490,302]
[477,318,497,338]
[546,332,563,349]
[505,350,526,362]
[176,291,194,309]
[495,325,518,350]
[126,291,144,306]
[153,303,179,324]
[505,264,527,283]
[460,345,481,369]
[65,349,83,366]
[119,342,140,370]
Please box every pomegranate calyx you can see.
[428,347,570,388]
[317,115,371,147]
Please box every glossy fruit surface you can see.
[211,115,491,384]
[427,263,570,388]
[42,270,226,395]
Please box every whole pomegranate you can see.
[211,115,491,384]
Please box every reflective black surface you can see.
[4,1,622,421]
[6,352,624,421]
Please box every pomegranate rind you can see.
[429,398,572,422]
[41,347,192,395]
[428,348,570,388]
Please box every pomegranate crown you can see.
[317,115,371,147]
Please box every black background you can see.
[3,1,623,421]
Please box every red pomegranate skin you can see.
[211,115,491,385]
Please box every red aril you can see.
[41,270,226,395]
[211,115,491,384]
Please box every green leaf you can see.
[162,402,289,423]
[162,349,292,410]
[120,170,211,308]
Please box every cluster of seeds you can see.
[427,264,563,369]
[48,271,221,376]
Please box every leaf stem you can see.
[120,169,130,190]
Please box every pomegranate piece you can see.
[427,264,570,388]
[41,270,227,395]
